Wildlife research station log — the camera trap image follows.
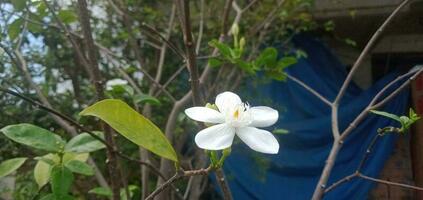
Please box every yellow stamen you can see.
[233,109,239,119]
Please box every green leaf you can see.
[65,160,94,176]
[209,39,232,59]
[208,58,223,68]
[58,10,78,24]
[255,48,278,68]
[120,185,140,200]
[80,99,178,162]
[89,187,112,197]
[8,18,23,40]
[63,152,89,164]
[273,129,289,135]
[34,154,60,188]
[11,0,26,11]
[265,70,287,81]
[51,165,74,197]
[277,57,297,69]
[0,157,27,178]
[234,59,254,74]
[40,193,74,200]
[65,132,106,153]
[109,85,134,96]
[370,110,401,122]
[133,94,161,105]
[1,123,66,152]
[34,156,57,166]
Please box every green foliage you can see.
[58,10,78,24]
[64,132,106,153]
[133,93,161,105]
[34,154,59,188]
[371,108,421,133]
[108,84,135,97]
[1,124,66,153]
[0,157,27,178]
[208,32,297,80]
[50,165,74,198]
[33,152,89,189]
[11,0,26,11]
[64,160,94,176]
[80,99,178,162]
[8,18,23,40]
[89,187,113,197]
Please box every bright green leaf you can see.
[277,57,297,69]
[65,160,94,176]
[0,157,27,178]
[63,152,89,164]
[133,94,161,105]
[255,47,278,68]
[58,10,78,24]
[234,59,254,74]
[370,110,401,122]
[51,165,74,197]
[209,39,232,59]
[89,187,112,197]
[208,58,223,68]
[65,132,106,153]
[1,123,66,152]
[34,154,60,189]
[80,99,178,162]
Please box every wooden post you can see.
[411,74,423,199]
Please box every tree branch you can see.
[333,0,410,105]
[286,74,332,106]
[146,167,212,200]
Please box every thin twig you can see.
[286,74,332,106]
[146,167,212,200]
[324,173,358,193]
[215,168,233,200]
[358,173,423,191]
[333,0,410,105]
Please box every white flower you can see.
[106,79,128,90]
[185,91,280,154]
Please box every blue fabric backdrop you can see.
[220,35,410,200]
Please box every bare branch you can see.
[333,0,410,105]
[146,167,212,200]
[358,173,423,191]
[286,74,332,106]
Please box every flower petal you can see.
[185,107,224,123]
[195,124,235,150]
[236,127,279,154]
[250,106,279,127]
[215,91,242,114]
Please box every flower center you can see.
[233,110,240,119]
[225,103,252,127]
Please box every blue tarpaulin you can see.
[221,35,410,199]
